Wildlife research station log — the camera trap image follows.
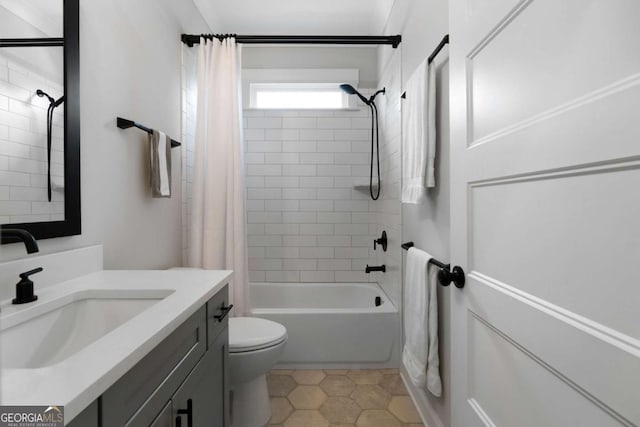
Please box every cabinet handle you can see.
[176,398,193,427]
[214,304,233,322]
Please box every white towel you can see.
[402,247,442,397]
[401,58,437,204]
[149,130,171,198]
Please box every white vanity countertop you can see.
[0,268,232,423]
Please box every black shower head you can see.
[339,84,371,105]
[36,89,65,107]
[36,89,55,104]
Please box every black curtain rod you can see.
[181,34,401,48]
[401,34,449,99]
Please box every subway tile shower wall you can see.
[243,107,377,283]
[0,53,65,223]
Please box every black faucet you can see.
[1,228,39,254]
[13,267,42,304]
[365,265,386,273]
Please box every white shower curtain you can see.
[188,37,249,316]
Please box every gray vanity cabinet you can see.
[72,285,230,427]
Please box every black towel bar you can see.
[402,241,465,288]
[117,117,181,148]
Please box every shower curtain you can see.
[188,37,249,316]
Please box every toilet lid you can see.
[229,317,287,353]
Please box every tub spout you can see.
[365,265,386,273]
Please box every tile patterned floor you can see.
[266,369,424,427]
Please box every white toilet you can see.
[229,317,287,427]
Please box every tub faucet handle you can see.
[374,230,387,252]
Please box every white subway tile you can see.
[244,129,265,141]
[299,247,334,258]
[317,235,351,247]
[283,235,317,247]
[316,212,350,223]
[0,200,29,215]
[317,188,351,200]
[335,200,369,212]
[248,247,265,258]
[266,271,300,282]
[282,212,316,223]
[245,176,265,188]
[0,170,29,186]
[247,164,282,176]
[248,117,282,128]
[245,153,265,164]
[299,129,333,141]
[351,118,371,129]
[283,188,316,200]
[249,270,266,282]
[301,271,334,282]
[283,164,316,176]
[265,177,299,188]
[265,129,299,140]
[317,117,351,129]
[265,200,299,211]
[300,224,334,235]
[265,247,300,259]
[282,117,317,128]
[246,199,265,211]
[350,141,370,152]
[248,212,282,223]
[317,259,351,271]
[282,141,316,153]
[351,212,376,223]
[299,177,333,188]
[248,188,281,200]
[248,235,283,247]
[247,224,265,235]
[299,200,333,211]
[334,153,369,164]
[335,247,370,259]
[265,223,300,235]
[334,223,369,235]
[334,129,369,141]
[249,258,282,271]
[248,141,281,152]
[265,153,300,164]
[299,153,334,164]
[335,271,371,282]
[283,259,317,271]
[317,165,350,176]
[351,165,370,177]
[316,141,350,153]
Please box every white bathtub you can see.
[250,282,400,368]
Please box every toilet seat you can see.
[229,317,287,353]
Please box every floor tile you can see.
[320,375,356,396]
[288,385,328,409]
[388,396,422,423]
[320,396,362,424]
[379,374,409,396]
[283,410,329,427]
[267,374,297,397]
[270,397,293,424]
[356,409,401,427]
[347,370,383,385]
[292,369,327,385]
[350,384,391,409]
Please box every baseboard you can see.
[400,368,446,427]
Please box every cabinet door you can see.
[173,326,229,427]
[150,403,172,427]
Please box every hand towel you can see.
[149,130,171,198]
[401,58,437,204]
[402,247,442,397]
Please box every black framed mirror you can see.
[0,0,80,242]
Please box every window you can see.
[250,83,347,109]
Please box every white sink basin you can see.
[0,289,173,369]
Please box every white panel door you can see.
[449,0,640,426]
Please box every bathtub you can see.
[250,282,400,368]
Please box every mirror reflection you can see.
[0,0,63,39]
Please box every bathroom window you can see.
[250,83,347,109]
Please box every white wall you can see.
[379,0,452,426]
[0,0,210,268]
[243,46,378,88]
